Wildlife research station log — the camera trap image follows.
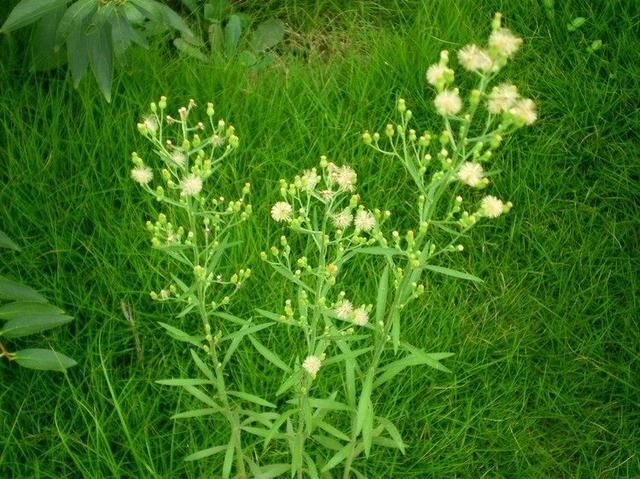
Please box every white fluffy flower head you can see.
[332,209,353,230]
[335,300,353,319]
[302,355,322,378]
[510,98,537,125]
[271,201,293,222]
[142,115,158,133]
[458,44,494,72]
[131,166,153,185]
[327,163,357,192]
[354,210,376,231]
[353,307,369,326]
[426,63,452,86]
[171,151,186,168]
[489,28,522,59]
[180,174,203,196]
[457,162,484,187]
[434,89,462,116]
[301,169,320,191]
[488,83,519,114]
[480,195,504,218]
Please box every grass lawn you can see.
[1,0,638,477]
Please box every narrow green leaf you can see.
[184,445,227,462]
[12,348,76,371]
[423,264,483,282]
[377,416,406,454]
[55,0,95,45]
[0,302,63,320]
[0,276,47,303]
[1,0,68,33]
[248,335,291,372]
[321,444,351,472]
[375,350,452,387]
[228,390,276,408]
[322,347,372,367]
[190,349,216,382]
[307,397,352,412]
[67,23,89,87]
[375,265,389,325]
[269,263,314,293]
[315,419,350,442]
[355,371,373,434]
[155,2,192,37]
[158,322,203,347]
[0,313,73,338]
[0,231,19,250]
[263,409,295,448]
[171,408,219,419]
[275,371,298,396]
[254,463,290,479]
[156,378,212,386]
[222,437,234,479]
[305,452,320,479]
[255,308,281,322]
[183,385,218,408]
[362,397,373,456]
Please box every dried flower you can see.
[301,169,320,191]
[327,163,357,192]
[271,201,293,222]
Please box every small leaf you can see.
[0,231,20,251]
[184,445,227,462]
[269,263,314,293]
[263,409,295,448]
[223,14,242,57]
[250,19,284,52]
[12,348,76,371]
[315,419,350,442]
[0,313,73,338]
[423,264,483,282]
[238,49,258,67]
[567,16,586,31]
[228,390,276,408]
[158,322,203,347]
[254,463,290,479]
[377,416,406,454]
[375,265,389,325]
[1,0,68,33]
[0,276,47,303]
[183,385,218,408]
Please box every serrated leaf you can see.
[0,231,20,251]
[228,390,276,408]
[0,302,63,320]
[174,37,208,62]
[1,0,69,33]
[12,348,76,371]
[0,276,47,303]
[248,335,291,372]
[250,18,284,52]
[223,14,241,57]
[0,313,73,338]
[423,264,483,282]
[158,322,203,347]
[184,445,227,461]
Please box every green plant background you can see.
[1,0,638,477]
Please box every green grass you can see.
[1,0,639,477]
